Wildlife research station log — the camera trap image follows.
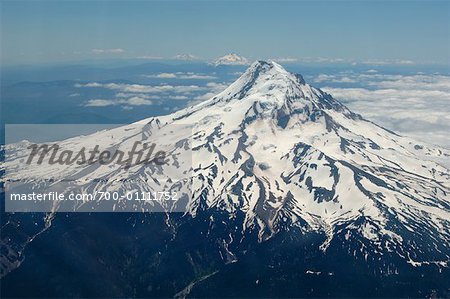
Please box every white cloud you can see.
[85,99,116,107]
[76,82,204,94]
[294,57,416,66]
[297,57,348,64]
[320,73,450,147]
[75,82,101,88]
[115,92,158,99]
[136,55,164,60]
[360,59,414,66]
[91,48,125,54]
[315,74,357,83]
[143,72,217,80]
[152,73,178,79]
[85,96,153,107]
[271,57,298,63]
[126,96,153,106]
[171,95,189,100]
[369,75,450,91]
[180,74,217,80]
[77,80,225,108]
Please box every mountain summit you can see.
[212,53,249,66]
[203,60,347,118]
[3,61,450,296]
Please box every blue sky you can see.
[1,0,449,66]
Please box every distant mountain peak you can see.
[173,54,199,61]
[212,53,250,66]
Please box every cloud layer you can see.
[75,82,204,94]
[85,96,153,107]
[76,81,227,109]
[143,72,217,80]
[316,72,450,147]
[75,69,449,149]
[91,48,125,54]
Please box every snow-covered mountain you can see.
[173,61,449,265]
[212,53,249,66]
[2,61,450,296]
[4,60,450,256]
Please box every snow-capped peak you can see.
[212,53,250,66]
[239,60,294,82]
[218,60,305,97]
[195,60,344,119]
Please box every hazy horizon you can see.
[1,0,450,66]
